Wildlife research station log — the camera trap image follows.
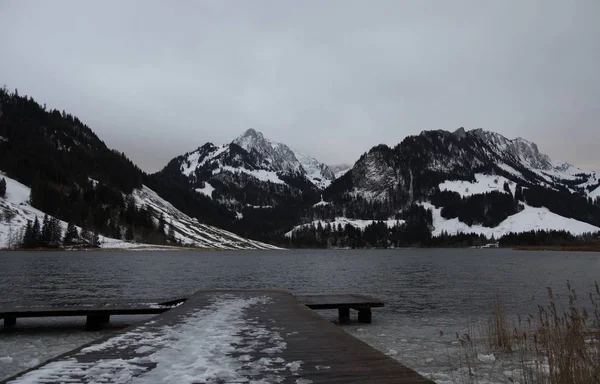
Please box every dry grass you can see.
[478,282,600,384]
[488,289,513,352]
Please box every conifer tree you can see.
[81,228,93,245]
[31,216,41,247]
[22,220,33,248]
[63,222,79,245]
[40,214,50,246]
[125,226,134,241]
[49,217,62,246]
[0,177,6,198]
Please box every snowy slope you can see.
[591,185,600,199]
[439,174,517,197]
[285,217,406,237]
[0,174,158,249]
[132,186,280,250]
[421,202,600,238]
[295,152,336,189]
[0,173,280,250]
[330,164,352,179]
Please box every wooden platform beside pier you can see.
[2,290,432,383]
[0,297,186,330]
[297,293,384,323]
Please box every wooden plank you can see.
[3,290,432,383]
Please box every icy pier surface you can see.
[4,290,431,384]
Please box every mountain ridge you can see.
[1,84,598,248]
[0,88,279,249]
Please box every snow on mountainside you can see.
[336,128,599,202]
[315,128,600,241]
[0,173,279,250]
[330,164,352,179]
[439,174,517,197]
[0,174,147,249]
[132,186,280,250]
[174,129,339,192]
[422,202,600,238]
[295,151,336,189]
[232,129,304,174]
[285,217,406,238]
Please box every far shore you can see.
[0,245,218,252]
[514,244,600,252]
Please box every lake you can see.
[1,249,600,382]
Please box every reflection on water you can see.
[1,248,599,381]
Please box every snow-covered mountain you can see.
[232,129,305,174]
[0,173,279,250]
[153,128,349,243]
[157,129,342,210]
[328,128,599,202]
[316,128,600,239]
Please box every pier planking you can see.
[2,290,432,383]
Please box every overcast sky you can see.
[1,1,599,173]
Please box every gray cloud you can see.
[1,0,599,172]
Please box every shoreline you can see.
[513,244,600,252]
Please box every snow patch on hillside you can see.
[285,217,405,237]
[215,166,285,185]
[195,182,215,199]
[590,185,600,199]
[439,174,516,197]
[497,163,524,179]
[181,145,228,176]
[421,202,600,238]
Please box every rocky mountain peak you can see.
[233,128,265,151]
[231,129,304,174]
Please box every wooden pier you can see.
[2,290,433,383]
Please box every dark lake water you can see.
[1,248,600,382]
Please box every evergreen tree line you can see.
[288,205,434,248]
[431,185,519,227]
[498,230,600,247]
[22,215,67,248]
[289,220,600,249]
[20,214,102,249]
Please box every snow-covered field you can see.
[0,173,279,250]
[422,202,600,237]
[439,174,517,197]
